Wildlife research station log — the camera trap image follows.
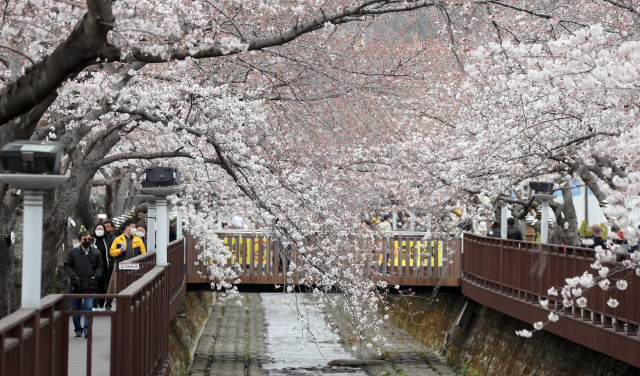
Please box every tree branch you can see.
[95,149,221,168]
[0,0,120,125]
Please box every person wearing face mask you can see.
[109,219,146,290]
[64,231,103,338]
[93,223,114,311]
[136,224,147,249]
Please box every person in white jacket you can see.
[378,214,393,231]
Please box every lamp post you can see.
[533,194,556,243]
[140,166,181,267]
[176,212,183,240]
[529,181,556,244]
[138,195,156,253]
[501,204,508,240]
[0,141,68,309]
[141,188,180,266]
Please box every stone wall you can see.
[169,291,216,375]
[389,292,640,376]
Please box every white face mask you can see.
[136,231,145,238]
[95,230,104,237]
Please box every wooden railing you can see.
[462,233,640,369]
[0,236,189,376]
[187,232,462,287]
[118,238,186,320]
[463,233,640,333]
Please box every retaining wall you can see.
[389,292,640,376]
[169,291,216,375]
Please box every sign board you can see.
[119,263,140,270]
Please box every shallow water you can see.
[260,293,367,375]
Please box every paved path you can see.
[67,315,112,376]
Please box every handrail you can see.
[119,266,165,296]
[0,234,189,376]
[462,233,640,329]
[461,232,640,369]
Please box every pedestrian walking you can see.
[487,221,501,238]
[109,219,147,269]
[136,223,148,249]
[506,218,523,240]
[103,219,116,238]
[93,223,114,311]
[378,214,393,232]
[581,224,610,250]
[64,231,103,338]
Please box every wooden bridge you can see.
[1,231,639,375]
[185,231,462,287]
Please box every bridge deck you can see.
[67,315,111,376]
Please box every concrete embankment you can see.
[388,291,640,376]
[169,291,217,374]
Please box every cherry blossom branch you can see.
[0,0,119,125]
[129,0,439,63]
[94,149,221,168]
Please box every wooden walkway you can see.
[67,315,112,376]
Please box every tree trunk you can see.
[550,183,580,246]
[76,176,98,231]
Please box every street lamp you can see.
[138,195,157,253]
[529,181,556,243]
[140,167,181,266]
[0,141,69,309]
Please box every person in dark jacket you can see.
[506,218,524,240]
[487,221,501,238]
[64,231,103,338]
[169,222,177,243]
[103,220,115,238]
[93,223,114,311]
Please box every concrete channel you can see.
[188,293,455,376]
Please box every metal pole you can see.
[156,198,168,266]
[501,205,508,240]
[392,212,398,231]
[22,190,43,309]
[148,201,156,253]
[541,200,549,243]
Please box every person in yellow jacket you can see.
[109,219,146,270]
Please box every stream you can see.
[260,293,368,375]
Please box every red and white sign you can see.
[119,263,140,270]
